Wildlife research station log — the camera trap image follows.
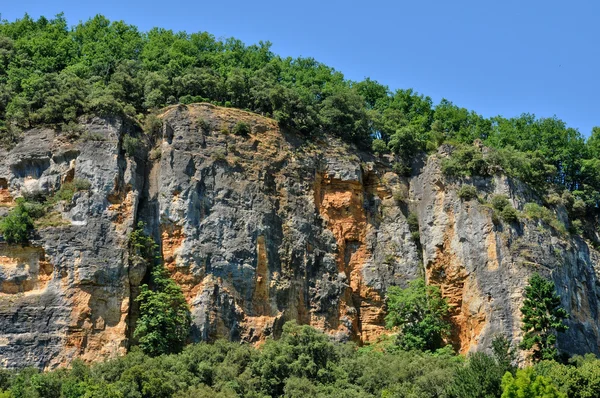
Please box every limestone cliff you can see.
[0,104,597,369]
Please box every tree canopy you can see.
[385,278,451,351]
[3,13,600,213]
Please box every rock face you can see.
[0,103,598,368]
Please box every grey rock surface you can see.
[0,104,597,368]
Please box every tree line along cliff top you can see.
[0,14,599,238]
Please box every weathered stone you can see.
[0,104,597,369]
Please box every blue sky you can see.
[2,0,599,136]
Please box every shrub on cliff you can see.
[0,198,34,244]
[372,138,388,155]
[441,144,489,177]
[122,135,141,157]
[457,185,478,201]
[489,194,520,224]
[522,203,567,235]
[233,121,250,136]
[385,278,450,351]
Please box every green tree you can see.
[501,368,565,398]
[519,273,568,362]
[534,354,600,398]
[447,352,505,398]
[134,265,192,357]
[385,278,451,351]
[319,87,370,144]
[492,335,517,373]
[130,223,191,356]
[252,321,339,397]
[0,198,34,244]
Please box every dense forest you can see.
[2,13,600,398]
[1,320,600,398]
[2,13,600,223]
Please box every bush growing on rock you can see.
[371,138,388,155]
[406,212,420,242]
[0,199,34,244]
[143,114,162,135]
[457,185,478,200]
[233,121,251,136]
[441,144,489,177]
[490,195,510,211]
[122,135,141,157]
[500,206,520,223]
[522,203,567,234]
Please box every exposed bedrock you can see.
[0,104,597,368]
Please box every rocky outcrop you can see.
[153,104,418,344]
[0,117,144,369]
[412,153,600,358]
[0,103,598,368]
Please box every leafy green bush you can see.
[545,193,563,206]
[135,266,191,357]
[371,138,388,155]
[486,147,556,193]
[197,117,210,133]
[233,121,251,136]
[143,114,162,135]
[522,203,566,234]
[441,144,489,177]
[253,321,339,396]
[122,135,140,157]
[490,195,510,211]
[392,161,411,176]
[485,194,519,224]
[535,354,600,398]
[571,199,587,217]
[457,185,478,200]
[570,219,583,235]
[385,278,450,351]
[0,199,34,244]
[80,132,106,141]
[446,352,506,398]
[406,212,420,242]
[501,368,565,398]
[48,179,91,205]
[500,206,519,223]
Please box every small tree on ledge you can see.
[519,273,568,362]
